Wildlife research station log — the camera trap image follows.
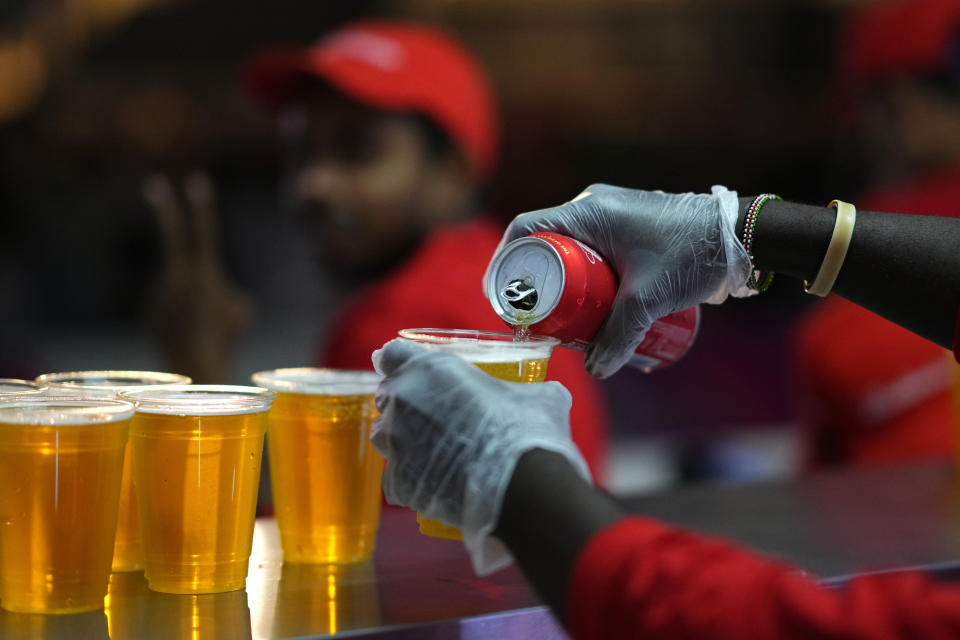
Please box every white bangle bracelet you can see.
[803,199,856,297]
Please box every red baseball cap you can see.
[839,0,960,89]
[245,20,499,179]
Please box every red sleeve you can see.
[320,299,424,371]
[567,517,960,640]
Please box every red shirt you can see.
[568,517,960,640]
[319,218,609,478]
[794,164,960,467]
[795,299,955,466]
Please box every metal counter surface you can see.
[0,507,561,640]
[623,459,960,581]
[3,461,960,639]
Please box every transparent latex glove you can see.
[371,338,591,575]
[486,184,752,378]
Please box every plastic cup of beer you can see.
[396,329,559,539]
[118,385,274,594]
[35,371,191,573]
[251,368,383,564]
[0,396,135,614]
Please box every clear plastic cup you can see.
[0,396,135,613]
[119,385,274,594]
[397,329,559,383]
[397,329,559,539]
[252,368,383,564]
[35,371,192,572]
[35,371,191,396]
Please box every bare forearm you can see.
[738,197,960,349]
[495,449,624,618]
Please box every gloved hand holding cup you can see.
[371,337,590,574]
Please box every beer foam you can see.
[412,341,554,362]
[127,397,271,416]
[398,329,558,363]
[0,400,135,425]
[252,368,381,395]
[119,385,275,416]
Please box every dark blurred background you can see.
[0,0,876,490]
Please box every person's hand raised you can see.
[143,172,253,383]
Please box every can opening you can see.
[501,278,538,311]
[485,236,565,326]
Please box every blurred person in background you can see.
[147,21,609,479]
[795,0,960,468]
[247,20,608,478]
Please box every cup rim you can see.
[0,395,136,425]
[0,378,45,396]
[398,328,559,346]
[398,328,559,361]
[118,384,276,415]
[251,368,381,395]
[35,370,192,390]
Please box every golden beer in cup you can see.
[119,385,274,594]
[0,396,134,613]
[0,380,44,605]
[252,369,383,564]
[35,371,191,573]
[396,329,559,539]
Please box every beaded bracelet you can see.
[742,193,781,292]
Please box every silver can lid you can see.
[486,236,565,325]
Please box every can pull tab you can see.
[501,279,538,311]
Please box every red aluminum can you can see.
[486,232,700,372]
